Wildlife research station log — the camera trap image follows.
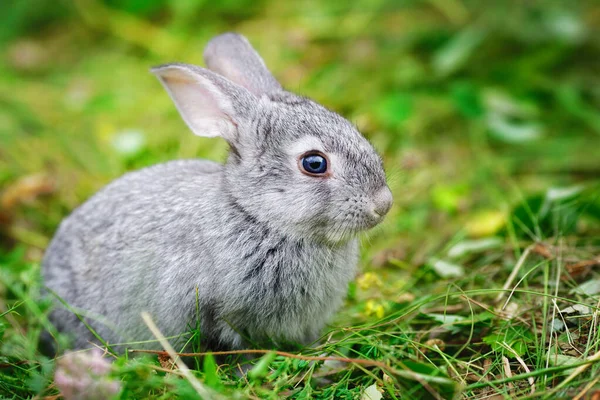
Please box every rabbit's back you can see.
[43,159,225,348]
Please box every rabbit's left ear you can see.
[203,33,282,96]
[151,63,254,142]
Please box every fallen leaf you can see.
[551,318,565,333]
[426,313,466,329]
[430,258,465,278]
[570,279,600,296]
[532,243,554,259]
[361,383,383,400]
[501,302,520,320]
[464,210,506,237]
[448,237,503,258]
[547,350,580,368]
[561,305,592,315]
[158,354,177,370]
[565,259,600,279]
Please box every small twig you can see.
[89,341,117,359]
[130,348,392,369]
[141,312,216,399]
[129,348,453,387]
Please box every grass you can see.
[1,0,600,398]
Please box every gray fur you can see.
[203,33,282,95]
[42,33,392,351]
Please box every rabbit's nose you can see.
[371,186,393,218]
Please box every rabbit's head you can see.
[152,33,392,243]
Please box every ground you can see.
[1,0,600,399]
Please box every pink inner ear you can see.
[157,69,236,139]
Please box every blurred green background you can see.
[1,0,599,257]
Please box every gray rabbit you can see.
[42,33,392,351]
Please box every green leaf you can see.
[433,27,486,76]
[247,351,277,381]
[424,312,465,334]
[486,112,542,143]
[509,185,596,238]
[202,353,222,389]
[396,361,458,399]
[172,379,202,400]
[483,326,535,358]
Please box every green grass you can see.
[1,0,600,398]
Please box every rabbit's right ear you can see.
[151,63,254,141]
[203,33,282,96]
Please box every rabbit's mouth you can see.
[321,216,385,243]
[322,187,392,242]
[365,211,387,228]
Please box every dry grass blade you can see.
[513,354,534,394]
[573,375,600,400]
[141,312,217,399]
[496,244,534,307]
[501,356,514,397]
[551,348,600,395]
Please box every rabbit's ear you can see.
[203,33,282,96]
[151,63,254,141]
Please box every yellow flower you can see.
[357,272,383,291]
[365,299,386,319]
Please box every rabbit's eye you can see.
[300,152,328,176]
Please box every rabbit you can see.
[42,33,393,352]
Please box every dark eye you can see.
[300,153,328,175]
